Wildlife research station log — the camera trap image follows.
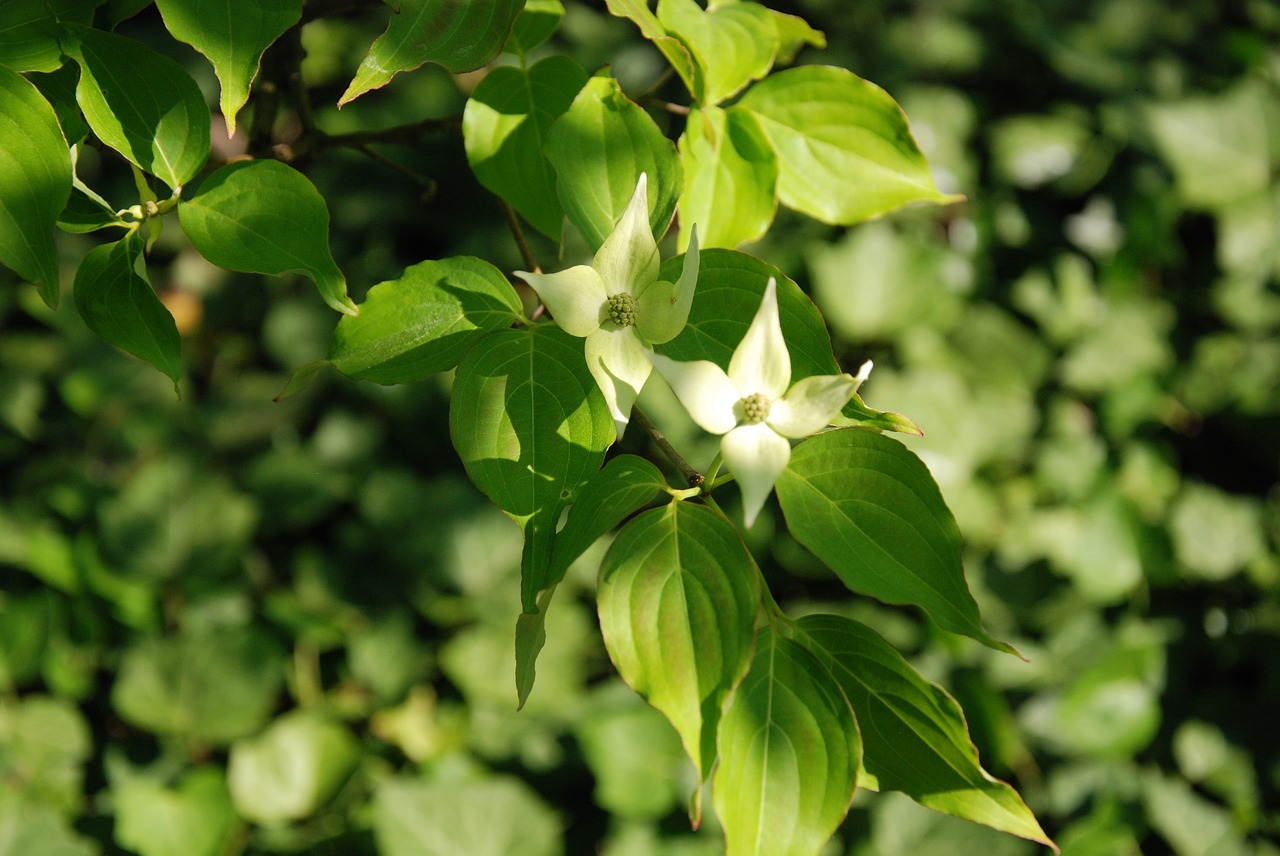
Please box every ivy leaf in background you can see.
[340,0,524,106]
[738,65,960,224]
[0,64,71,307]
[328,256,522,384]
[795,615,1055,848]
[463,55,589,241]
[712,631,860,856]
[597,502,759,812]
[546,72,681,249]
[0,793,97,856]
[154,0,301,137]
[66,25,211,191]
[656,0,777,105]
[72,233,182,389]
[604,0,697,96]
[374,775,562,856]
[113,767,239,856]
[179,159,356,315]
[227,711,361,824]
[678,105,777,249]
[0,0,101,72]
[776,429,1018,655]
[450,325,614,612]
[110,625,283,744]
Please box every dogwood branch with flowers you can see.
[3,2,1054,852]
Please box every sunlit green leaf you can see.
[604,0,696,96]
[180,159,356,315]
[769,8,825,64]
[463,56,589,240]
[0,0,101,73]
[546,73,681,249]
[0,695,92,814]
[450,324,614,611]
[678,106,777,250]
[110,625,283,744]
[67,25,211,190]
[114,767,238,856]
[329,256,521,383]
[72,234,181,387]
[712,630,859,856]
[738,65,960,224]
[776,429,1017,655]
[0,791,97,856]
[56,187,119,235]
[657,0,776,105]
[597,502,759,796]
[154,0,301,137]
[794,615,1053,847]
[340,0,524,106]
[0,64,71,307]
[227,711,361,824]
[507,0,564,54]
[374,775,562,856]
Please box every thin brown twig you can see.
[632,406,702,487]
[501,199,540,273]
[352,143,438,196]
[318,115,462,150]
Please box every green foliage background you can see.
[2,1,1278,854]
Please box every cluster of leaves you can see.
[2,1,1278,856]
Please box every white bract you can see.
[650,278,870,527]
[515,174,699,438]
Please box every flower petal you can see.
[635,224,699,345]
[585,327,652,438]
[728,277,790,398]
[648,352,739,435]
[515,266,606,337]
[768,373,858,438]
[721,423,791,528]
[593,173,659,296]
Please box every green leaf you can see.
[340,0,524,106]
[227,711,361,824]
[179,159,356,315]
[604,0,697,96]
[56,186,119,234]
[329,256,522,383]
[657,249,837,381]
[449,324,613,610]
[776,429,1017,655]
[769,9,825,64]
[0,695,92,814]
[67,25,211,190]
[0,64,72,307]
[515,585,555,710]
[154,0,301,137]
[835,393,923,436]
[794,614,1053,847]
[657,0,776,105]
[114,767,239,856]
[737,65,960,224]
[547,453,667,588]
[678,106,777,250]
[0,0,101,73]
[712,630,860,856]
[373,775,562,856]
[0,791,98,856]
[72,234,182,387]
[546,72,681,250]
[110,625,283,744]
[463,56,589,240]
[507,0,564,54]
[597,502,759,795]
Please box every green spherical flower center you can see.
[739,392,771,425]
[607,292,638,328]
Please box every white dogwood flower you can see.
[515,174,699,438]
[649,277,869,527]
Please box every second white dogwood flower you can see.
[649,277,870,527]
[515,174,699,438]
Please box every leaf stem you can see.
[632,406,702,488]
[502,198,540,273]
